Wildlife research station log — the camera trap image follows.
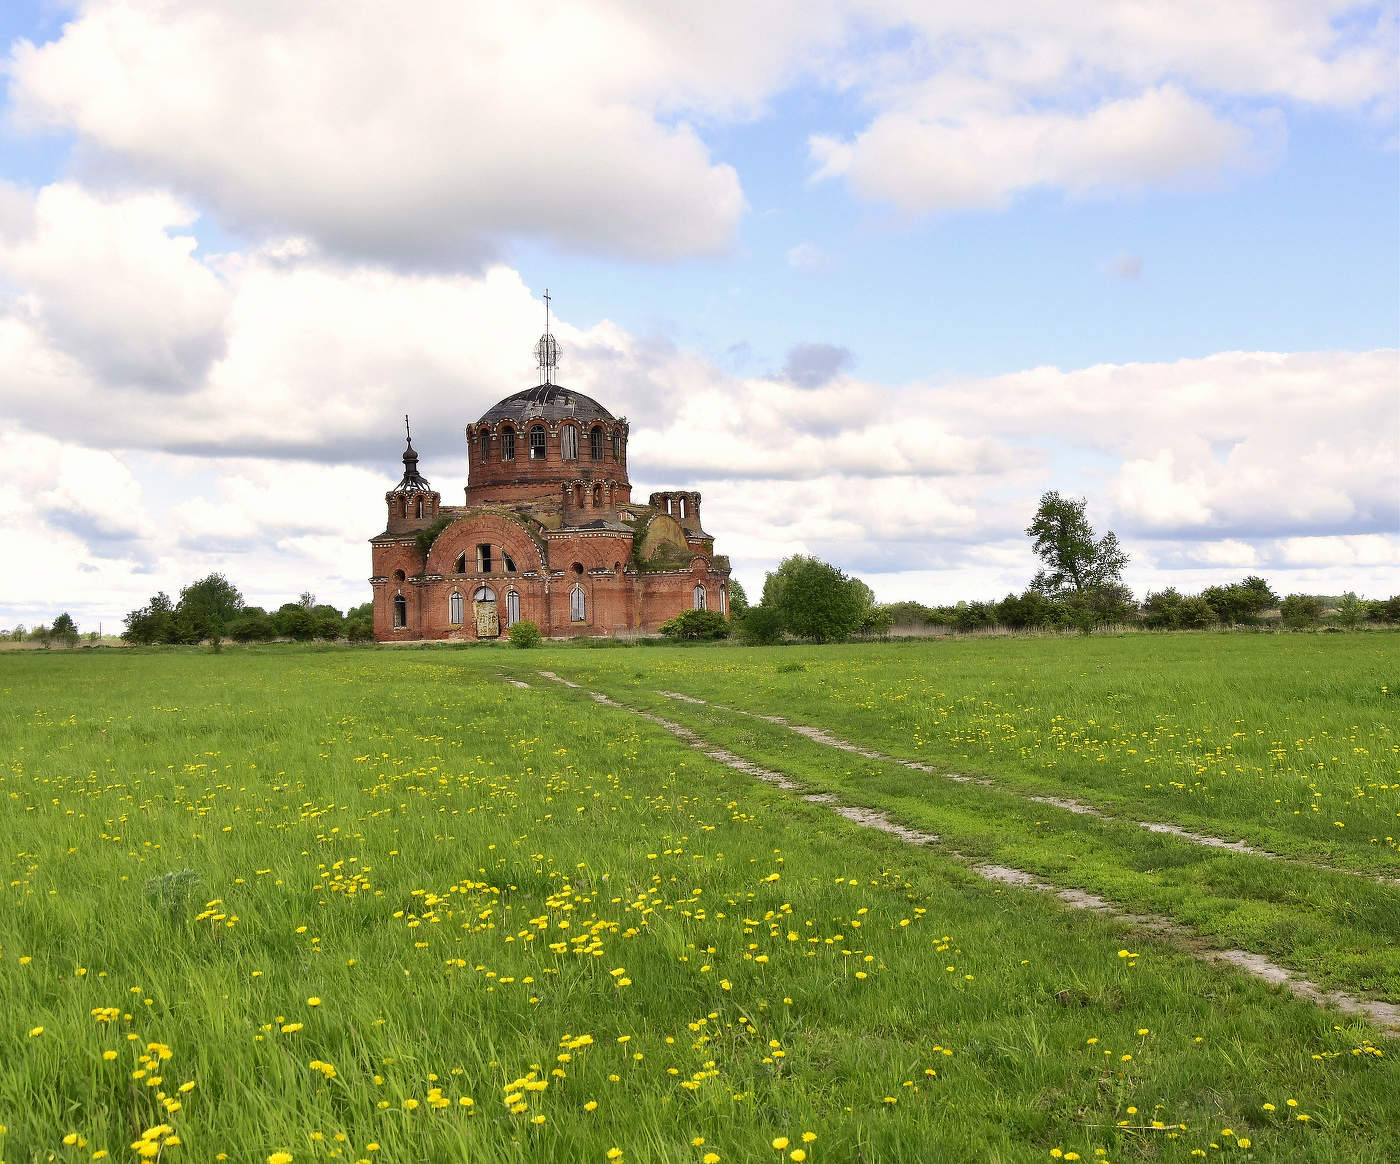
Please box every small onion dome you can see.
[392,435,433,493]
[478,383,615,427]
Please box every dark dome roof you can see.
[478,383,615,427]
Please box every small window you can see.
[573,483,583,507]
[570,584,586,622]
[449,592,463,625]
[393,593,406,628]
[719,587,727,616]
[503,550,517,573]
[593,484,603,507]
[474,586,496,602]
[501,428,516,460]
[694,584,706,610]
[477,544,493,573]
[393,569,406,583]
[415,496,424,519]
[561,425,578,460]
[480,430,491,461]
[612,429,622,460]
[506,591,520,626]
[590,426,604,461]
[529,424,547,459]
[454,551,466,574]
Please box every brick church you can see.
[369,327,732,641]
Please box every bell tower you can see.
[385,415,441,533]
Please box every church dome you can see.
[478,383,615,427]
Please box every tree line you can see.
[662,491,1399,644]
[119,575,374,644]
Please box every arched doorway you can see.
[473,585,499,638]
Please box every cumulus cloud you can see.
[5,1,1392,260]
[0,183,230,389]
[5,0,803,263]
[782,342,852,388]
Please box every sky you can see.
[0,0,1396,632]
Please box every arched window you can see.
[719,587,728,616]
[592,484,603,507]
[415,496,424,519]
[561,425,579,460]
[506,591,520,626]
[504,550,517,572]
[479,429,491,461]
[570,585,586,622]
[393,593,407,628]
[693,584,706,610]
[501,427,516,461]
[454,551,466,574]
[473,586,496,602]
[590,426,604,461]
[393,569,406,583]
[529,425,547,459]
[449,591,463,625]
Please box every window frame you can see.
[501,427,516,461]
[561,424,579,460]
[449,591,463,625]
[693,584,706,610]
[392,593,407,628]
[529,424,547,459]
[570,584,586,623]
[590,426,604,461]
[506,590,520,626]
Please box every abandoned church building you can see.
[369,328,732,641]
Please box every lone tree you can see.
[762,554,871,643]
[1026,491,1129,596]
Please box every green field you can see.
[1,637,1396,1163]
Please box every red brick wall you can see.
[467,419,630,507]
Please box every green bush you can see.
[737,605,784,645]
[228,613,276,642]
[659,609,730,640]
[1280,594,1324,629]
[508,620,543,649]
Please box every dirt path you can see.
[652,691,1398,886]
[531,672,1399,1032]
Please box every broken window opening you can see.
[501,428,516,460]
[612,429,622,461]
[454,552,467,574]
[590,426,604,460]
[503,550,517,573]
[480,430,491,461]
[476,544,493,573]
[561,425,578,460]
[393,593,406,628]
[693,584,706,610]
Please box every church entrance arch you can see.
[473,585,499,638]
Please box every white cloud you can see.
[5,1,1391,258]
[0,182,229,389]
[812,86,1260,211]
[786,242,827,271]
[5,0,793,262]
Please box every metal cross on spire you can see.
[404,413,412,445]
[534,287,561,385]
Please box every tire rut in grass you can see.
[534,672,1400,1033]
[652,690,1398,887]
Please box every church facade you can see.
[368,342,731,641]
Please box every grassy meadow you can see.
[0,637,1396,1163]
